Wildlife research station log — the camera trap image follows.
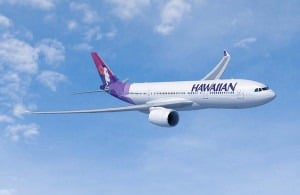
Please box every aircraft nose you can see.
[271,89,276,99]
[268,89,276,101]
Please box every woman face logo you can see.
[103,67,110,85]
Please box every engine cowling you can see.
[148,107,179,127]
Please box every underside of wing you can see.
[29,98,193,114]
[202,50,231,80]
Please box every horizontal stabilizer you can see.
[72,89,108,95]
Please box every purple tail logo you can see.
[91,52,118,89]
[103,67,111,86]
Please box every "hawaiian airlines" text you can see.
[191,82,237,92]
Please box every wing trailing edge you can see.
[28,98,193,114]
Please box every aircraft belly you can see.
[191,95,238,109]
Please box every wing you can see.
[29,98,193,114]
[202,50,231,80]
[72,89,108,95]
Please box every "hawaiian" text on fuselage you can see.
[191,82,237,92]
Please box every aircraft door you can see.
[147,88,151,101]
[237,90,244,99]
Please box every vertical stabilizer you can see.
[91,52,133,104]
[91,52,118,89]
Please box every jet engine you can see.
[148,107,179,127]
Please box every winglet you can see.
[202,50,231,80]
[224,50,228,56]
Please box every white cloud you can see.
[37,39,65,65]
[0,72,23,102]
[5,123,39,142]
[0,0,55,10]
[13,103,28,118]
[0,14,11,27]
[69,2,119,47]
[73,43,93,51]
[0,189,16,195]
[109,0,150,20]
[37,70,67,92]
[105,30,117,39]
[0,32,65,141]
[83,27,116,43]
[234,37,257,48]
[70,2,99,24]
[43,13,56,22]
[67,20,78,30]
[0,114,14,123]
[16,28,34,41]
[0,34,39,74]
[84,27,103,42]
[155,0,191,35]
[0,0,54,10]
[0,34,65,73]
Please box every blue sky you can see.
[0,0,299,194]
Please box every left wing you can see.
[28,98,193,114]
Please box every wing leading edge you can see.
[202,50,231,80]
[29,98,193,114]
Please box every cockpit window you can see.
[254,86,269,92]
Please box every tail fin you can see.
[91,52,118,89]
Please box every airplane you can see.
[30,51,276,127]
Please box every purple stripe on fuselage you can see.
[124,83,131,95]
[108,81,133,104]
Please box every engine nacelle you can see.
[148,107,179,127]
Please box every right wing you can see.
[201,50,231,80]
[28,98,193,114]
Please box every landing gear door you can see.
[202,91,209,99]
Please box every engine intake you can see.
[148,107,179,127]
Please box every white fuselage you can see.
[31,52,277,127]
[126,79,276,110]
